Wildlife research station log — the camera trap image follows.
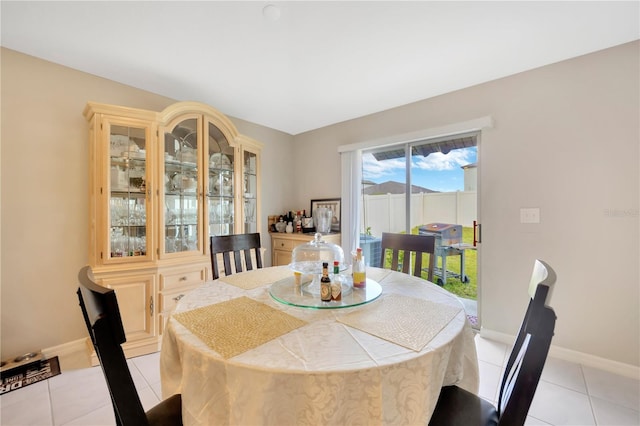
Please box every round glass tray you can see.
[269,275,382,309]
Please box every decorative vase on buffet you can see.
[313,208,333,234]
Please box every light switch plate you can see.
[520,208,540,223]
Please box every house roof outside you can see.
[370,135,477,161]
[363,181,437,195]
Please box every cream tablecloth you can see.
[161,266,479,425]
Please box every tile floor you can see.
[1,335,639,425]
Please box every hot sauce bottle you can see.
[331,261,342,301]
[320,262,332,301]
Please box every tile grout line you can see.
[46,378,55,426]
[579,364,601,425]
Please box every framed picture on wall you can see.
[310,198,341,233]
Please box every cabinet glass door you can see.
[207,122,235,236]
[243,150,258,233]
[108,124,150,260]
[163,118,200,254]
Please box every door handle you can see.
[473,221,481,246]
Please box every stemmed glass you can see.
[110,198,129,226]
[244,201,255,222]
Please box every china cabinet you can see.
[84,101,262,358]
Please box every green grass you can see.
[380,227,477,300]
[438,227,477,300]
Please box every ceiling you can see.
[1,1,638,135]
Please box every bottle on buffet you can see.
[296,210,302,232]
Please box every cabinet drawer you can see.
[159,289,190,313]
[273,250,293,266]
[160,268,205,291]
[272,238,295,251]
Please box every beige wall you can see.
[292,41,639,368]
[0,48,292,360]
[1,41,638,370]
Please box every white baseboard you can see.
[42,338,87,360]
[42,337,160,368]
[480,327,640,380]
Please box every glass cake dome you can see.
[289,233,346,274]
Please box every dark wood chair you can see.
[379,232,436,282]
[210,233,263,280]
[428,259,557,426]
[77,266,182,426]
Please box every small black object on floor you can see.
[0,356,61,394]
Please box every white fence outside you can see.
[361,191,477,235]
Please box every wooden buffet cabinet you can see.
[271,232,342,266]
[84,101,262,359]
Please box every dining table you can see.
[160,265,479,425]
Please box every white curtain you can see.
[340,150,362,264]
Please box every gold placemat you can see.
[219,266,292,290]
[173,296,306,359]
[337,293,462,351]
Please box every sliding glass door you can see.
[360,133,478,300]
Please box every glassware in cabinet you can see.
[243,150,258,233]
[107,124,151,261]
[208,198,234,236]
[164,194,199,253]
[162,117,201,255]
[206,121,235,237]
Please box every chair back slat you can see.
[210,233,263,279]
[379,232,436,282]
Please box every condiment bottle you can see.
[353,248,366,288]
[331,261,342,301]
[320,262,332,301]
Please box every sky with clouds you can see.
[362,146,477,192]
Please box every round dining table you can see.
[160,266,479,425]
